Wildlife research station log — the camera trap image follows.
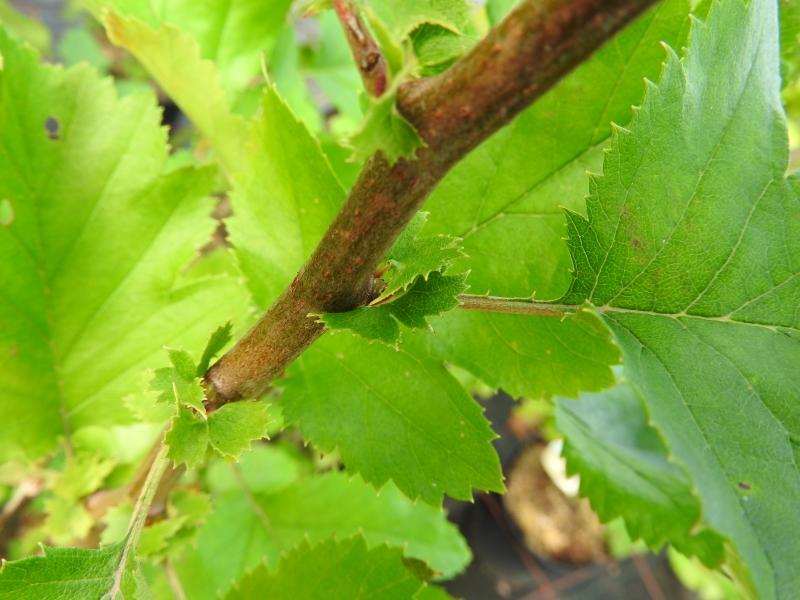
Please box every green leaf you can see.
[150,368,202,413]
[166,349,196,382]
[411,24,474,75]
[100,502,134,546]
[176,468,470,598]
[257,473,470,577]
[668,548,743,600]
[376,212,463,302]
[348,86,425,164]
[555,380,724,563]
[40,499,95,547]
[415,0,691,400]
[137,517,187,558]
[388,272,468,327]
[157,335,274,466]
[364,0,471,41]
[37,452,117,544]
[559,0,800,597]
[319,272,468,345]
[57,28,110,71]
[197,323,233,375]
[204,444,309,496]
[150,360,205,415]
[0,544,142,599]
[0,31,247,462]
[153,325,236,415]
[102,490,211,559]
[71,422,163,465]
[224,536,426,600]
[207,401,272,459]
[282,334,503,504]
[485,0,518,24]
[320,306,403,345]
[52,453,116,500]
[139,489,211,559]
[165,407,209,469]
[227,84,345,307]
[86,0,292,93]
[269,11,363,134]
[427,307,620,399]
[101,10,248,176]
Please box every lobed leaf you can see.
[227,84,345,307]
[101,9,248,176]
[555,380,724,563]
[0,30,247,462]
[375,211,463,302]
[281,334,503,504]
[224,536,426,600]
[86,0,292,93]
[175,450,469,598]
[319,272,468,345]
[164,398,272,468]
[165,406,209,469]
[206,401,272,460]
[560,0,800,596]
[364,0,471,41]
[0,544,142,600]
[348,87,425,165]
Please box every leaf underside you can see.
[0,30,247,461]
[560,0,800,596]
[555,381,725,563]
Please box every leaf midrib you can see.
[599,306,797,333]
[590,22,766,306]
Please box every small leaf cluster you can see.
[152,327,273,468]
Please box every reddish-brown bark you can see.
[204,0,657,406]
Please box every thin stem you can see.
[457,295,580,317]
[105,444,169,599]
[332,0,388,97]
[204,0,657,406]
[86,428,181,530]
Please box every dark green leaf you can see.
[560,0,800,596]
[319,272,468,345]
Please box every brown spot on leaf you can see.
[45,117,60,140]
